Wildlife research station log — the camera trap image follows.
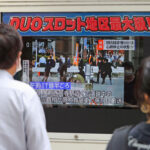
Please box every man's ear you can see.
[15,51,22,67]
[17,51,22,58]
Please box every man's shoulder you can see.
[10,80,36,96]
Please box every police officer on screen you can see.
[78,58,85,79]
[101,58,112,84]
[97,58,103,83]
[42,55,55,82]
[105,58,112,85]
[58,56,67,82]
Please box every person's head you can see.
[47,56,50,61]
[103,58,106,63]
[123,61,135,83]
[0,24,23,75]
[135,57,150,118]
[98,58,101,63]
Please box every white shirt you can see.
[39,57,46,64]
[119,55,124,62]
[0,70,51,150]
[39,48,46,54]
[60,56,65,63]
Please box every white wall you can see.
[48,132,112,150]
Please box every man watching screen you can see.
[0,24,51,150]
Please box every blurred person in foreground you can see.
[106,57,150,150]
[0,24,51,150]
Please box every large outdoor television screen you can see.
[18,36,137,107]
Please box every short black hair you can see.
[135,57,150,106]
[0,24,23,69]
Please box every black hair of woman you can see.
[134,56,150,120]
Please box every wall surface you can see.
[0,1,148,150]
[48,133,112,150]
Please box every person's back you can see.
[105,61,112,74]
[106,122,150,150]
[0,24,51,150]
[0,70,51,150]
[49,57,55,68]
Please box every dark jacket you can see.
[105,62,112,74]
[106,125,133,150]
[98,62,103,71]
[106,122,150,150]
